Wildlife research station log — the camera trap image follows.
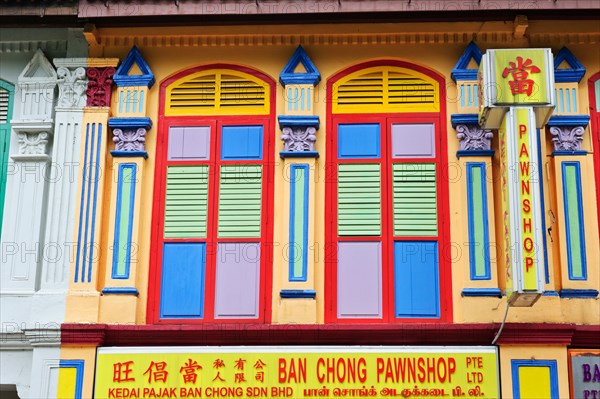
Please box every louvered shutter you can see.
[392,163,438,236]
[218,165,263,238]
[337,163,381,236]
[164,166,209,238]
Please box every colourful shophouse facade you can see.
[1,1,599,398]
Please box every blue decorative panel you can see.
[394,241,440,318]
[553,47,586,83]
[562,162,587,280]
[160,243,206,318]
[111,163,137,279]
[289,164,309,282]
[466,163,491,280]
[220,125,263,160]
[338,123,380,159]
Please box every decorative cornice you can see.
[108,117,152,129]
[547,115,590,127]
[86,67,116,107]
[451,113,479,128]
[0,41,68,54]
[86,58,119,68]
[61,323,599,347]
[278,115,320,129]
[23,329,61,347]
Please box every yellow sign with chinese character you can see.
[494,49,549,105]
[94,346,499,399]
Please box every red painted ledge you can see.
[61,323,600,348]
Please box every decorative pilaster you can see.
[0,49,57,295]
[66,58,118,323]
[275,46,321,323]
[451,43,500,300]
[100,47,154,323]
[37,59,87,301]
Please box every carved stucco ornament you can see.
[17,132,50,155]
[86,67,116,107]
[281,126,317,152]
[113,127,147,151]
[549,125,585,151]
[56,66,87,108]
[455,124,493,151]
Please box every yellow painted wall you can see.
[66,19,600,326]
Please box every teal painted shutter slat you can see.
[393,163,438,236]
[337,163,381,236]
[164,165,209,238]
[0,84,13,240]
[218,165,262,238]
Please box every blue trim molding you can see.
[542,290,560,297]
[59,360,85,399]
[559,289,598,298]
[278,115,320,129]
[111,150,149,159]
[552,150,588,156]
[554,47,586,83]
[451,113,479,128]
[280,151,319,159]
[279,45,321,86]
[457,150,495,158]
[547,115,590,127]
[102,287,140,295]
[280,289,317,299]
[461,288,502,297]
[108,117,152,130]
[511,360,559,399]
[451,41,483,82]
[113,46,155,88]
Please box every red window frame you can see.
[588,72,600,242]
[148,65,275,325]
[325,60,452,324]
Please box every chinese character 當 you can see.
[502,56,541,96]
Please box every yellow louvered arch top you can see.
[165,69,270,116]
[332,66,440,114]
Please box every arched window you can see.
[0,79,14,239]
[325,61,451,323]
[149,65,275,324]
